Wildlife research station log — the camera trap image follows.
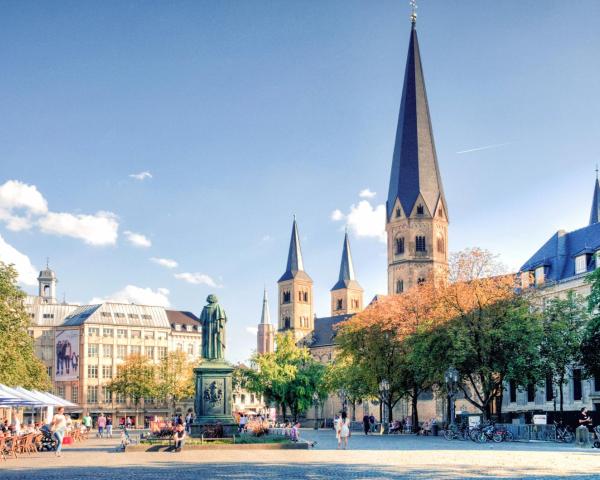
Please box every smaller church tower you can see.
[589,173,600,225]
[257,288,275,354]
[331,231,363,316]
[278,218,314,341]
[38,260,57,304]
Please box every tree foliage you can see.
[0,262,50,390]
[155,351,195,414]
[582,269,600,377]
[107,354,157,408]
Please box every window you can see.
[103,328,114,337]
[415,236,426,252]
[146,346,155,359]
[241,394,246,404]
[114,312,126,318]
[141,314,152,320]
[187,344,193,356]
[157,347,167,359]
[545,374,554,401]
[395,206,401,218]
[103,344,113,358]
[102,365,112,378]
[144,331,155,340]
[71,385,78,403]
[46,366,52,378]
[116,392,126,404]
[130,345,141,355]
[131,330,141,339]
[88,327,100,337]
[437,235,445,254]
[509,380,517,403]
[395,237,405,255]
[55,385,65,398]
[284,317,291,329]
[573,368,583,401]
[594,373,600,392]
[417,277,426,285]
[251,394,256,403]
[128,313,139,319]
[42,313,55,319]
[303,292,308,302]
[41,330,53,339]
[535,266,545,285]
[282,291,291,303]
[176,343,183,352]
[416,204,424,215]
[575,255,587,274]
[100,312,112,318]
[157,332,167,340]
[88,343,99,357]
[88,365,98,378]
[395,280,404,294]
[117,329,127,339]
[117,345,127,359]
[87,386,98,403]
[102,386,111,403]
[41,345,53,360]
[527,383,535,403]
[336,299,343,310]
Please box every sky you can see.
[1,0,599,363]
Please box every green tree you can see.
[246,332,325,421]
[324,357,372,421]
[107,354,157,425]
[0,262,50,389]
[155,351,195,415]
[540,292,590,416]
[582,269,600,378]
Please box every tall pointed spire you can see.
[278,218,311,281]
[386,15,447,219]
[260,288,271,325]
[331,231,361,291]
[590,174,600,225]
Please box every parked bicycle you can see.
[553,421,574,443]
[442,423,469,441]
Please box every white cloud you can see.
[90,285,170,307]
[124,230,152,248]
[332,200,386,243]
[246,326,258,336]
[39,211,119,246]
[0,234,38,286]
[359,188,376,199]
[3,215,33,232]
[0,180,48,215]
[331,209,344,221]
[150,257,178,269]
[129,171,153,181]
[174,272,221,288]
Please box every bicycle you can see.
[553,421,574,443]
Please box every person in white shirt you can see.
[51,407,67,457]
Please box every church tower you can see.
[277,218,314,341]
[386,13,449,295]
[38,261,57,304]
[331,231,363,316]
[257,288,275,354]
[589,174,600,225]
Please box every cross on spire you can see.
[410,0,418,25]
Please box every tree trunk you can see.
[483,402,492,421]
[411,390,419,428]
[496,390,503,421]
[388,401,393,423]
[281,402,287,422]
[351,400,356,422]
[559,377,564,419]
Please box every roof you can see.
[590,178,600,225]
[310,314,354,348]
[331,232,362,291]
[278,218,312,282]
[386,23,447,220]
[520,222,600,282]
[166,310,201,330]
[62,303,170,328]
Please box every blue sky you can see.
[1,1,599,363]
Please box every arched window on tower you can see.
[415,236,426,252]
[437,234,445,254]
[416,204,424,216]
[395,280,404,294]
[303,292,308,302]
[282,291,291,303]
[43,285,50,297]
[395,237,405,255]
[336,299,343,311]
[283,317,291,329]
[417,278,425,285]
[395,207,401,218]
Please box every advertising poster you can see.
[55,329,80,381]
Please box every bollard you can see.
[576,426,590,447]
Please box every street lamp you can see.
[445,366,459,428]
[312,392,319,430]
[379,379,390,434]
[338,388,347,414]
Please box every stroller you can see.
[592,425,600,449]
[39,425,58,451]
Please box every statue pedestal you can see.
[190,360,237,437]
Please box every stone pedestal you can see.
[190,360,237,437]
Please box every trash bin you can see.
[431,424,439,436]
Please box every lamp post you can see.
[379,379,390,434]
[338,388,347,414]
[445,367,459,428]
[312,392,319,430]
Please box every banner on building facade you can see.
[54,329,80,381]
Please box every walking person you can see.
[51,406,67,457]
[339,411,351,450]
[362,414,370,436]
[97,413,106,438]
[334,414,342,449]
[369,414,376,433]
[106,417,113,438]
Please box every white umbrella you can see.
[0,386,22,407]
[0,385,39,406]
[30,390,65,406]
[42,391,77,407]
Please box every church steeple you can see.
[261,288,271,324]
[279,217,311,282]
[257,288,275,354]
[385,13,449,295]
[331,231,363,316]
[590,174,600,225]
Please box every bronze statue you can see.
[200,294,226,360]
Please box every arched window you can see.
[437,234,445,254]
[416,204,424,215]
[415,236,426,252]
[396,280,404,294]
[336,299,343,310]
[395,207,401,218]
[43,285,50,296]
[282,291,291,303]
[284,317,291,329]
[303,292,308,302]
[417,278,425,285]
[395,237,404,255]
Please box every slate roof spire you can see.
[386,14,447,220]
[331,230,361,291]
[278,217,311,282]
[590,173,600,225]
[260,287,271,325]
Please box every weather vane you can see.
[410,0,418,24]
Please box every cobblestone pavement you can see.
[2,430,599,479]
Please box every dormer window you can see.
[416,204,424,215]
[395,207,401,218]
[575,255,587,274]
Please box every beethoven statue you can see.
[200,294,227,360]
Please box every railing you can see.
[497,423,556,442]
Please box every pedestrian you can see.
[339,411,351,450]
[106,417,113,438]
[185,409,193,434]
[82,412,92,433]
[369,414,376,433]
[239,414,247,433]
[362,414,370,436]
[97,413,106,438]
[172,423,186,452]
[126,416,132,429]
[51,406,67,457]
[334,414,342,449]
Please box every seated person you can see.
[389,420,402,433]
[172,423,186,452]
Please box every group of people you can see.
[334,411,351,449]
[361,414,377,435]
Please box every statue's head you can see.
[206,294,218,304]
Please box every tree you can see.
[582,270,600,378]
[539,292,589,416]
[324,357,372,421]
[246,332,325,421]
[107,354,157,425]
[155,351,195,415]
[0,262,50,389]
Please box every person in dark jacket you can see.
[362,414,370,435]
